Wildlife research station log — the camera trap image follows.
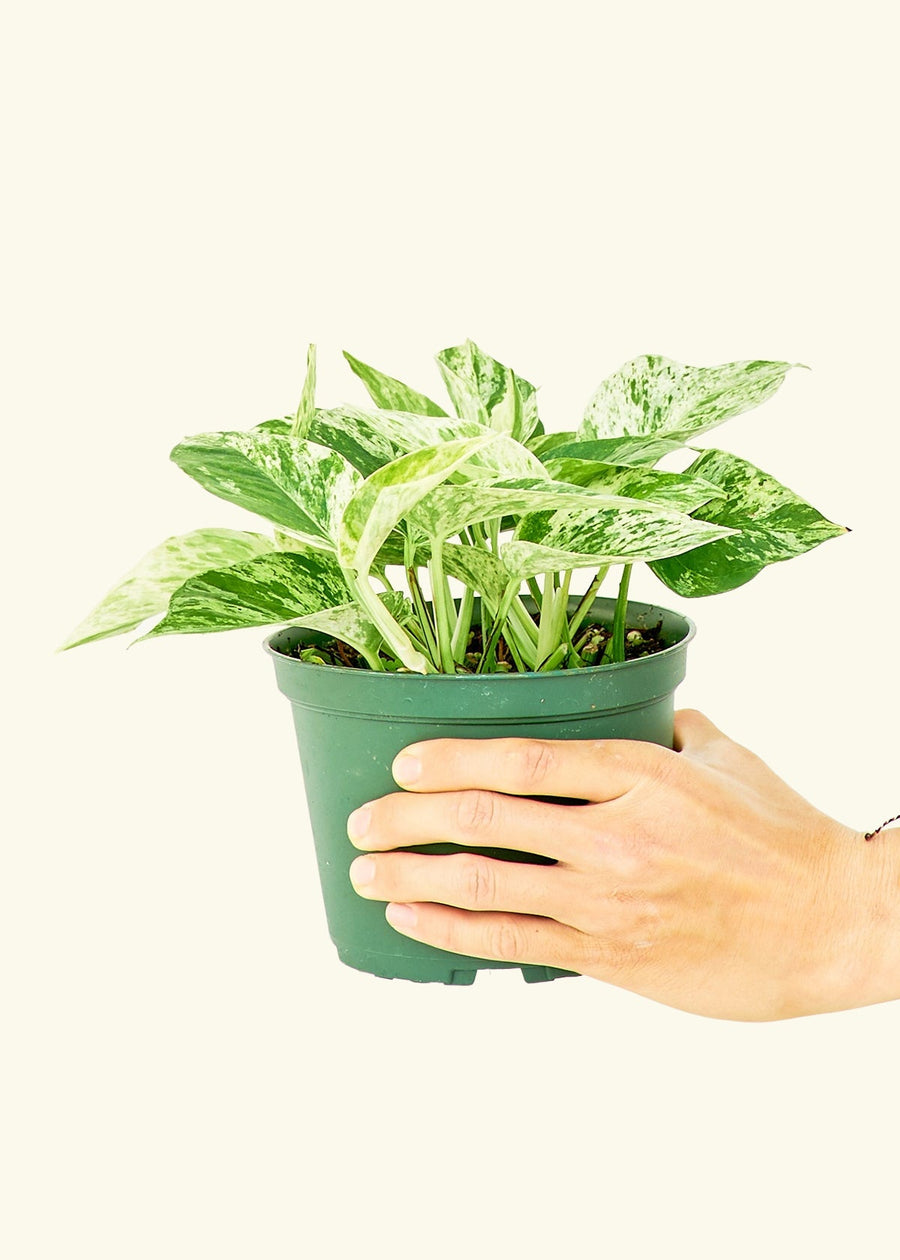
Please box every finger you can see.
[673,709,729,752]
[382,901,585,970]
[348,849,572,919]
[390,736,664,802]
[348,785,589,862]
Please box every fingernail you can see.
[349,856,376,887]
[386,903,418,930]
[347,805,372,842]
[392,754,421,786]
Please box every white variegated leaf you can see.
[58,529,276,650]
[141,551,351,639]
[582,355,801,442]
[409,477,644,542]
[650,449,848,596]
[436,339,541,442]
[505,504,736,579]
[170,430,361,546]
[533,433,685,467]
[343,350,448,416]
[290,344,317,439]
[337,436,497,576]
[440,542,513,605]
[544,459,725,512]
[287,592,415,663]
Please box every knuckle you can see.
[487,919,526,962]
[508,739,556,791]
[459,855,497,908]
[455,789,498,838]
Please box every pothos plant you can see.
[60,342,846,674]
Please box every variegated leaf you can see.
[582,355,800,442]
[505,504,736,579]
[441,543,512,605]
[58,528,276,651]
[141,551,351,639]
[343,350,448,416]
[649,450,848,597]
[337,436,496,576]
[409,477,644,542]
[288,591,415,664]
[290,343,317,439]
[544,459,725,513]
[256,407,545,481]
[170,431,361,547]
[533,433,686,467]
[436,340,542,442]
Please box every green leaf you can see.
[170,431,361,547]
[141,551,351,639]
[343,350,448,416]
[649,450,848,596]
[582,355,801,442]
[533,434,685,467]
[290,344,317,439]
[58,529,276,650]
[504,504,736,580]
[543,459,725,513]
[337,436,496,576]
[436,339,541,442]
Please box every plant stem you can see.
[451,584,475,663]
[407,566,440,667]
[346,571,432,674]
[477,581,519,674]
[603,564,632,665]
[538,642,568,672]
[428,539,456,674]
[568,566,609,641]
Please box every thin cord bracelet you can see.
[865,814,900,841]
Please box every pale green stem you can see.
[568,566,610,641]
[346,571,432,674]
[451,585,476,663]
[538,642,568,672]
[602,564,632,665]
[477,581,519,674]
[407,566,440,666]
[428,538,456,674]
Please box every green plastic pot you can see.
[265,595,694,985]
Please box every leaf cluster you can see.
[60,342,847,673]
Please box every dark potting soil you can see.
[278,615,667,673]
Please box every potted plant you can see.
[60,340,846,984]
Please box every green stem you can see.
[477,581,519,674]
[603,564,632,665]
[451,585,475,663]
[568,567,609,641]
[407,566,440,667]
[538,642,568,672]
[346,571,432,674]
[428,539,456,674]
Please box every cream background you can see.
[4,2,899,1257]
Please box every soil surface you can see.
[278,613,668,673]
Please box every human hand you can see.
[347,710,900,1020]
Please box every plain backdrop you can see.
[4,2,899,1257]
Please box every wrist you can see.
[819,822,900,1013]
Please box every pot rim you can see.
[263,595,696,681]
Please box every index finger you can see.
[391,736,667,802]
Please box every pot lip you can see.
[263,598,696,680]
